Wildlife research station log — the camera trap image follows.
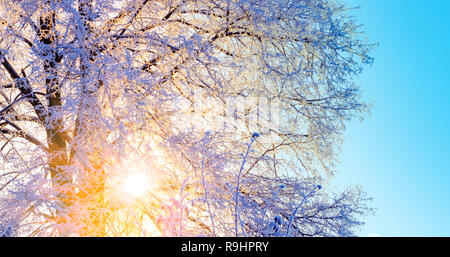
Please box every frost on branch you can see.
[0,0,374,236]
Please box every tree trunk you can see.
[39,5,73,235]
[39,0,108,236]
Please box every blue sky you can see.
[332,0,450,236]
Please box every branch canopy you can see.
[0,0,374,237]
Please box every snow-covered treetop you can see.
[0,0,374,236]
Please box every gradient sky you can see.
[331,0,450,236]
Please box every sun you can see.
[122,172,151,198]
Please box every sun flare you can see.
[122,172,151,198]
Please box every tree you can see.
[0,0,374,237]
